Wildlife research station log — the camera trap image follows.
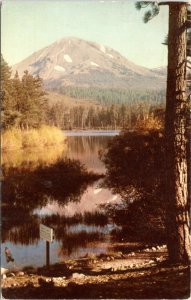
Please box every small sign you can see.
[40,224,54,243]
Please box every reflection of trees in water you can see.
[2,145,66,169]
[2,218,39,245]
[2,157,102,246]
[2,158,99,209]
[66,136,111,155]
[59,231,104,256]
[41,212,108,228]
[65,136,113,173]
[2,212,107,248]
[102,130,166,243]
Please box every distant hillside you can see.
[12,37,166,91]
[46,91,101,108]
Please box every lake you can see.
[1,130,121,269]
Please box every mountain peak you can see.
[12,37,166,90]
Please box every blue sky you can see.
[2,0,168,68]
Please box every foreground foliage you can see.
[2,126,65,151]
[101,130,166,242]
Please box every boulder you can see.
[17,271,25,276]
[72,273,85,279]
[1,268,9,275]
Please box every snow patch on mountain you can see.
[107,54,113,58]
[91,61,99,67]
[100,45,106,53]
[54,65,66,72]
[64,54,72,63]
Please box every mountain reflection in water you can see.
[2,132,120,269]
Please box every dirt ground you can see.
[1,245,190,299]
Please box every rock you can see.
[152,247,157,251]
[1,268,9,275]
[55,277,63,281]
[72,273,85,279]
[129,264,133,268]
[110,256,115,260]
[17,271,25,276]
[106,257,111,261]
[157,245,161,250]
[145,248,149,252]
[154,257,162,262]
[131,252,135,256]
[148,260,155,264]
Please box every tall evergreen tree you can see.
[136,1,191,263]
[21,70,47,129]
[1,57,48,129]
[1,56,20,128]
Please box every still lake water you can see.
[2,130,121,269]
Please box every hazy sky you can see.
[2,0,169,68]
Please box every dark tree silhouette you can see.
[136,1,191,263]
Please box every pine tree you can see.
[1,56,20,128]
[21,70,47,129]
[136,1,191,263]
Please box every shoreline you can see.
[2,244,190,299]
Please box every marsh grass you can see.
[2,126,65,151]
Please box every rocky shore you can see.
[1,244,190,299]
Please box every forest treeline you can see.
[50,85,165,129]
[48,102,164,129]
[58,86,165,105]
[2,56,165,130]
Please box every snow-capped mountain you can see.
[12,37,166,90]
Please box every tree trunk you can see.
[165,3,191,263]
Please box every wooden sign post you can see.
[46,241,50,267]
[39,224,54,268]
